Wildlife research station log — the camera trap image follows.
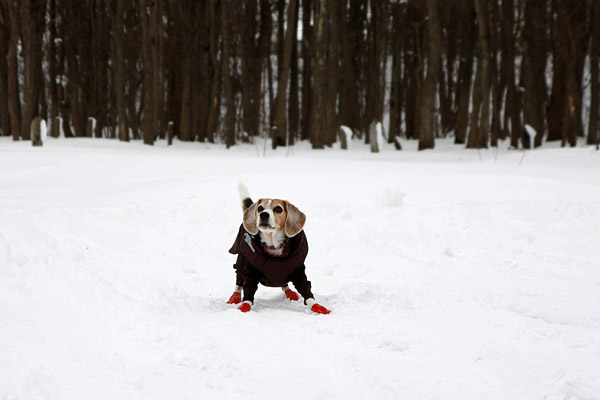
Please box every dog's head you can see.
[243,199,306,238]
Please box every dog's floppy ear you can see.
[284,201,306,237]
[243,203,259,235]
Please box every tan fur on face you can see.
[242,198,306,238]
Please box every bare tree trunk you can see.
[439,2,458,136]
[501,0,522,148]
[388,3,403,143]
[222,0,235,148]
[194,1,211,142]
[365,0,387,142]
[139,0,158,145]
[20,0,45,141]
[47,0,60,138]
[205,0,221,144]
[489,0,502,147]
[455,1,475,145]
[112,0,128,141]
[276,0,285,82]
[338,0,363,138]
[310,0,327,149]
[0,2,11,136]
[175,2,201,142]
[6,0,21,140]
[271,0,298,149]
[300,0,312,142]
[288,0,300,145]
[418,0,442,150]
[467,0,490,149]
[549,0,584,147]
[324,0,340,146]
[241,0,268,139]
[521,0,547,148]
[589,0,600,146]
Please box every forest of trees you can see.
[0,0,599,150]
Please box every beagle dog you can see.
[227,183,330,314]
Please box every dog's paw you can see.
[238,302,252,312]
[311,303,331,314]
[227,292,242,304]
[284,289,300,301]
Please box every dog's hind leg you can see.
[227,286,242,304]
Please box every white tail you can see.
[238,182,253,211]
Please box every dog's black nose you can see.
[260,212,269,220]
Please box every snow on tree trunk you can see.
[31,117,43,147]
[40,119,47,141]
[369,121,380,153]
[394,136,402,150]
[339,125,353,150]
[87,117,97,138]
[524,124,537,149]
[55,117,64,138]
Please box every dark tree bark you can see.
[324,0,341,146]
[388,2,403,144]
[439,1,458,136]
[338,0,364,138]
[0,1,11,136]
[300,0,312,142]
[365,0,387,141]
[6,0,21,140]
[521,0,547,148]
[404,1,425,141]
[288,0,300,145]
[139,0,159,145]
[548,0,586,147]
[241,0,268,139]
[271,0,298,149]
[489,0,502,147]
[501,0,522,148]
[589,0,600,146]
[467,0,491,149]
[47,0,60,138]
[417,0,442,150]
[222,0,235,148]
[454,1,475,145]
[20,0,45,141]
[175,2,202,142]
[192,2,211,142]
[276,0,285,82]
[310,0,327,149]
[205,0,221,144]
[112,0,128,141]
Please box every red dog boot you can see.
[311,303,331,314]
[307,298,331,314]
[284,288,300,301]
[238,301,252,312]
[227,292,242,304]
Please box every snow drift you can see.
[1,138,599,400]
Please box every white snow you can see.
[525,124,537,139]
[376,121,385,151]
[40,120,47,141]
[340,125,353,149]
[1,137,600,400]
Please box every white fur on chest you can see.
[260,230,287,256]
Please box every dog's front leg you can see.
[239,275,259,312]
[290,266,331,314]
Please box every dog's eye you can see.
[273,206,283,213]
[257,206,264,212]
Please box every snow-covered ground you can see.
[1,137,599,400]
